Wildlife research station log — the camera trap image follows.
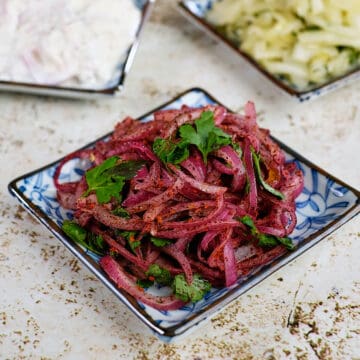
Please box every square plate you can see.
[0,0,154,99]
[178,0,360,102]
[8,87,360,342]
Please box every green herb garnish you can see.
[136,278,154,288]
[179,111,232,163]
[153,111,233,165]
[152,138,189,165]
[62,220,106,255]
[118,231,141,253]
[251,149,285,200]
[150,236,172,247]
[112,206,130,218]
[137,265,211,303]
[145,264,172,286]
[83,156,145,204]
[172,274,212,303]
[238,215,295,250]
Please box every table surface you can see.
[1,1,359,359]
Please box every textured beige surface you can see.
[0,1,359,359]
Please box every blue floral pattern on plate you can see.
[8,88,360,341]
[178,0,360,101]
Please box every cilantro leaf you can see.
[103,160,147,180]
[258,233,279,248]
[83,156,145,204]
[146,264,172,286]
[172,274,211,303]
[152,138,189,164]
[139,265,212,303]
[136,279,154,288]
[94,179,125,204]
[85,156,118,187]
[179,111,232,163]
[119,231,141,253]
[153,111,233,165]
[179,124,202,147]
[112,206,130,218]
[251,149,285,200]
[62,220,106,255]
[258,233,295,250]
[150,236,172,247]
[238,215,257,236]
[277,236,296,250]
[62,220,87,243]
[238,215,255,228]
[238,216,295,250]
[87,233,106,254]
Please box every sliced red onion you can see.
[243,140,258,215]
[161,244,193,284]
[100,256,185,311]
[223,240,237,287]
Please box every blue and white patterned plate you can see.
[0,0,154,99]
[178,0,360,102]
[8,88,360,342]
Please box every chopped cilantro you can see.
[277,236,296,250]
[258,233,279,247]
[62,220,106,255]
[83,156,145,204]
[138,264,212,303]
[119,231,141,253]
[136,278,154,288]
[152,138,189,165]
[251,149,285,200]
[146,264,172,286]
[112,206,130,218]
[172,274,211,303]
[239,215,256,229]
[238,215,295,250]
[150,236,172,247]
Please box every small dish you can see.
[0,0,154,99]
[178,0,360,101]
[8,87,360,341]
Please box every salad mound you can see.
[55,103,304,310]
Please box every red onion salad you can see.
[55,103,304,310]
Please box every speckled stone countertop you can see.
[1,1,359,359]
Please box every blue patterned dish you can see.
[0,0,154,99]
[8,88,360,342]
[178,0,360,102]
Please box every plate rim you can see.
[177,0,360,101]
[8,86,360,340]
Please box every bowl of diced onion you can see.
[179,0,360,101]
